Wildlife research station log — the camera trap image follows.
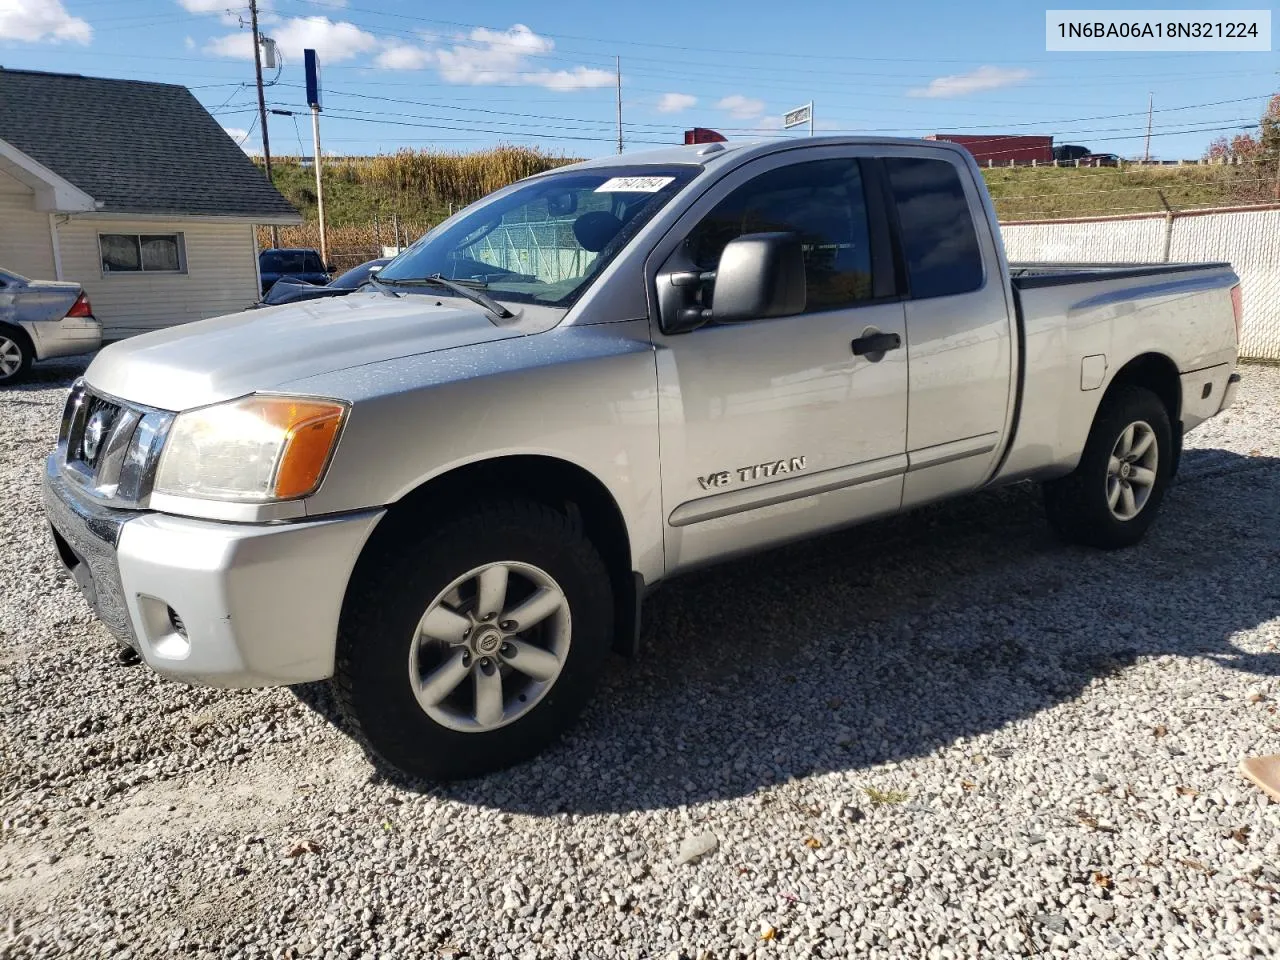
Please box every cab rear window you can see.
[885,157,984,300]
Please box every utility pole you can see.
[615,57,623,155]
[249,0,277,246]
[1143,91,1153,163]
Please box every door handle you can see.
[850,331,902,357]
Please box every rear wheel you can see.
[0,326,33,385]
[1043,386,1173,549]
[333,499,614,780]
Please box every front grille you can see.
[70,394,124,469]
[58,380,175,508]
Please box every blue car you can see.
[254,257,393,308]
[258,248,330,294]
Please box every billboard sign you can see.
[783,102,813,130]
[304,49,322,110]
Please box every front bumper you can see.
[43,457,384,687]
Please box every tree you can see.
[1205,94,1280,161]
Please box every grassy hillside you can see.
[256,148,1275,268]
[984,162,1274,221]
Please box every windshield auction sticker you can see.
[595,177,676,193]
[1046,9,1271,50]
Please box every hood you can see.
[85,291,542,410]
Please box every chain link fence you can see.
[1001,205,1280,361]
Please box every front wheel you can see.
[1043,385,1173,550]
[332,499,614,780]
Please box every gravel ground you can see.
[1,357,1278,960]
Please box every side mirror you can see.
[326,262,336,274]
[712,232,805,322]
[659,232,806,334]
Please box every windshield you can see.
[378,165,698,308]
[332,259,389,289]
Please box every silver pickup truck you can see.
[43,138,1242,780]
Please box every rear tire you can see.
[1043,385,1173,550]
[332,499,614,781]
[0,325,33,385]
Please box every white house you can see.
[0,67,300,339]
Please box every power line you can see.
[290,85,1273,139]
[318,110,673,145]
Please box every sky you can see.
[0,0,1276,161]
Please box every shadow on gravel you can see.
[0,356,94,394]
[302,446,1280,813]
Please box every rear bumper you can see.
[28,316,102,360]
[43,457,384,687]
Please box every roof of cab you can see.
[545,135,971,177]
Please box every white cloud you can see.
[184,34,195,49]
[717,94,766,120]
[0,0,91,44]
[221,125,249,142]
[376,23,614,91]
[532,66,614,91]
[177,0,231,12]
[375,42,433,70]
[207,15,376,64]
[206,30,252,58]
[908,65,1032,99]
[656,92,696,114]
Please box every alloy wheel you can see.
[407,560,571,732]
[1106,420,1158,521]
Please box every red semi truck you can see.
[925,134,1054,165]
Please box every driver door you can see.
[650,148,909,573]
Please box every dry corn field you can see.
[257,146,577,268]
[257,223,432,271]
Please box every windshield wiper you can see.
[362,273,401,298]
[381,274,514,319]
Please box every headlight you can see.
[154,395,348,502]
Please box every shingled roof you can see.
[0,68,298,220]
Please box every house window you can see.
[100,233,187,275]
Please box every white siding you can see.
[56,216,259,338]
[1001,217,1167,263]
[0,169,56,280]
[1001,208,1280,361]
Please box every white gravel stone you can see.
[1,357,1279,959]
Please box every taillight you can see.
[1230,284,1243,343]
[65,292,92,318]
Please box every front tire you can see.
[1043,385,1173,550]
[333,499,614,780]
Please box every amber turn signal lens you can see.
[256,399,346,499]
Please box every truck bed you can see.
[1008,261,1231,289]
[995,258,1240,488]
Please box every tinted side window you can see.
[685,158,874,312]
[885,157,984,299]
[260,252,285,274]
[303,252,326,273]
